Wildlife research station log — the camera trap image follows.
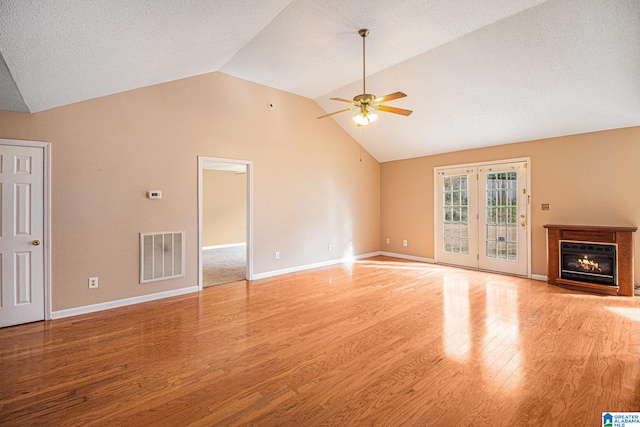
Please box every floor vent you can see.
[140,231,184,283]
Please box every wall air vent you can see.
[140,231,184,283]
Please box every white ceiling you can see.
[0,0,638,162]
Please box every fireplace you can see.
[560,241,616,286]
[544,224,636,296]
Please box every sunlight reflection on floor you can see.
[354,259,438,271]
[443,276,471,363]
[606,307,640,321]
[483,282,522,391]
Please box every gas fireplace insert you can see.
[560,241,616,286]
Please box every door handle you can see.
[32,240,41,246]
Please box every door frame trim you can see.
[433,157,531,278]
[197,156,253,290]
[0,138,52,320]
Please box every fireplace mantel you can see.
[544,224,636,296]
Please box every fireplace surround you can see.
[544,224,636,296]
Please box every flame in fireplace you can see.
[577,255,601,272]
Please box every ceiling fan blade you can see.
[330,97,358,104]
[317,107,355,119]
[376,104,413,116]
[373,92,407,103]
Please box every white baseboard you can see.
[531,274,547,281]
[252,252,382,280]
[203,242,246,250]
[379,251,435,263]
[51,286,199,319]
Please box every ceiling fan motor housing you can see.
[353,94,376,104]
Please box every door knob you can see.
[32,240,41,246]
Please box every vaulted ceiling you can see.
[1,1,638,162]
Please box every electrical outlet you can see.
[328,244,332,251]
[403,240,408,247]
[386,238,390,244]
[275,251,280,259]
[88,277,98,289]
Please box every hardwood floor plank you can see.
[1,256,639,426]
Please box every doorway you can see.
[198,157,252,289]
[0,139,51,327]
[434,158,531,277]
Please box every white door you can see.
[435,166,478,268]
[0,144,45,327]
[478,161,528,276]
[435,160,529,276]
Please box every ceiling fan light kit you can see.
[317,29,412,126]
[353,110,378,126]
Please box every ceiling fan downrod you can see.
[359,29,369,95]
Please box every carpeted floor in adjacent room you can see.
[203,245,246,287]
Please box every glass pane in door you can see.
[485,172,518,261]
[443,174,469,254]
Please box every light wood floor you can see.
[1,256,639,426]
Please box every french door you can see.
[435,160,529,276]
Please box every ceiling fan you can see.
[317,29,413,126]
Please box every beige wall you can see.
[202,170,246,247]
[380,126,640,282]
[0,72,381,311]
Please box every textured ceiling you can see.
[0,0,638,162]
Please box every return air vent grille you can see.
[140,231,184,283]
